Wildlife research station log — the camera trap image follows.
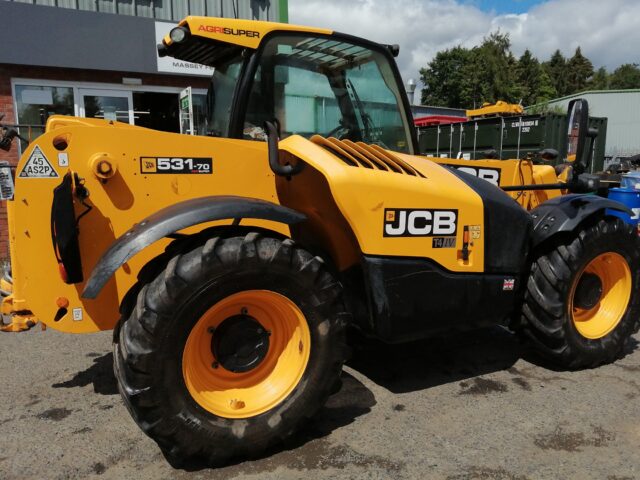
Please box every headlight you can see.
[170,27,189,44]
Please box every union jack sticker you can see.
[503,278,515,291]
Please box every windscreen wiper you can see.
[346,79,373,141]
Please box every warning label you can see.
[0,164,14,200]
[19,146,58,178]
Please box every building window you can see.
[12,82,208,153]
[14,84,75,150]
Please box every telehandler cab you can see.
[2,16,639,465]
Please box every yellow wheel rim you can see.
[570,252,632,339]
[182,290,310,419]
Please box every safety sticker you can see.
[140,157,212,174]
[72,308,83,321]
[58,152,69,167]
[503,278,515,291]
[0,163,14,200]
[18,145,58,178]
[469,225,481,239]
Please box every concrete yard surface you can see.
[1,325,639,479]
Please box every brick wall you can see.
[0,66,18,261]
[0,64,209,261]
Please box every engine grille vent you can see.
[310,135,424,177]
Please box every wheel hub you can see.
[211,314,270,373]
[574,273,603,310]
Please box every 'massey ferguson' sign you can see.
[155,22,215,76]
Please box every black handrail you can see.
[264,120,305,177]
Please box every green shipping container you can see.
[417,113,608,172]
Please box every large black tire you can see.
[114,232,348,465]
[521,217,640,369]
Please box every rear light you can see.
[58,263,69,283]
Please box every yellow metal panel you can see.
[279,136,486,273]
[164,16,333,50]
[466,101,524,118]
[530,164,563,209]
[9,117,288,333]
[427,156,562,210]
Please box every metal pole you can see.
[449,124,453,158]
[499,118,504,158]
[516,116,522,159]
[473,121,477,160]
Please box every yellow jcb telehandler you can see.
[1,16,638,465]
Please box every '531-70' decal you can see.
[140,157,212,174]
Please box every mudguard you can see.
[82,195,306,299]
[530,194,632,246]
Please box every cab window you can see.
[242,35,413,153]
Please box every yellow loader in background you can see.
[1,16,638,466]
[429,99,606,211]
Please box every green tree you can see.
[419,46,472,108]
[418,36,600,107]
[590,67,609,90]
[514,49,538,104]
[609,63,640,89]
[565,47,593,94]
[543,50,568,96]
[514,49,557,106]
[536,68,557,104]
[461,32,519,107]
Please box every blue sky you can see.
[290,0,640,84]
[468,0,546,14]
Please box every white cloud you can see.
[289,0,640,88]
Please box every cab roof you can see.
[159,16,333,66]
[166,16,332,50]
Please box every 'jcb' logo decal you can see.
[384,209,458,237]
[444,165,501,186]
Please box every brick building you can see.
[0,0,287,260]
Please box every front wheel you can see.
[521,217,640,369]
[114,233,347,465]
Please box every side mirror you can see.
[566,99,588,172]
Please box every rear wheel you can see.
[114,233,347,465]
[521,217,640,369]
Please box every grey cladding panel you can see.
[0,2,158,74]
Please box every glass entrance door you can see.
[79,89,133,124]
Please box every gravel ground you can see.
[1,323,639,480]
